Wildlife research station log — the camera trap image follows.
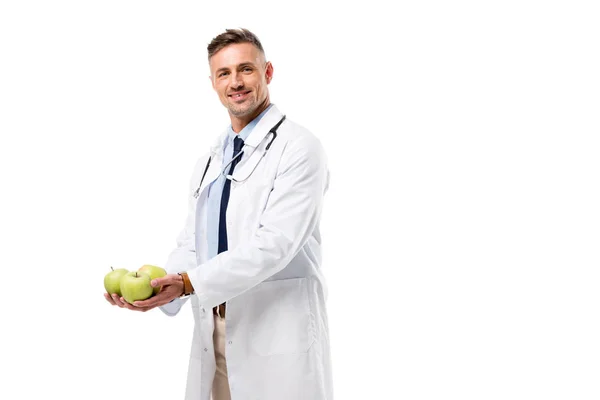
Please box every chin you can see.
[229,103,256,117]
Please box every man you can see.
[104,28,333,400]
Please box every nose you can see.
[229,71,243,89]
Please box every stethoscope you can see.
[193,115,286,199]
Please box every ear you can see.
[209,75,215,90]
[265,62,274,84]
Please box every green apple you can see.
[120,271,153,304]
[104,267,129,296]
[138,264,167,295]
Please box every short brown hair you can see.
[207,28,265,61]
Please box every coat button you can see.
[228,341,232,345]
[204,348,208,352]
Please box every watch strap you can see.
[178,272,194,296]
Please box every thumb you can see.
[151,274,181,287]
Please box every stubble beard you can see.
[227,95,257,117]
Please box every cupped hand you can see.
[104,292,152,312]
[130,274,185,309]
[103,274,184,312]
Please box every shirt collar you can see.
[226,103,274,144]
[210,103,282,157]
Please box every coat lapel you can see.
[230,105,285,180]
[196,105,285,195]
[194,129,227,199]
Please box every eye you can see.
[218,71,229,77]
[243,67,252,72]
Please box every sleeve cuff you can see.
[158,297,188,316]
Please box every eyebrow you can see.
[215,62,256,74]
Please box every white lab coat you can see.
[160,105,333,400]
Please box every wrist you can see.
[178,274,185,296]
[177,272,194,297]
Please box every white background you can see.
[1,1,599,399]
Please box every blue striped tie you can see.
[218,136,244,253]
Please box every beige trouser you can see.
[211,305,231,400]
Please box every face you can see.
[209,43,273,118]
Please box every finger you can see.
[104,293,117,306]
[120,297,153,312]
[112,293,127,308]
[151,274,182,288]
[134,286,180,308]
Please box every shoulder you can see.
[279,117,327,160]
[275,117,328,176]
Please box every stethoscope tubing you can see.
[193,115,286,198]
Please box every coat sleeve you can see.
[159,153,209,316]
[187,133,330,309]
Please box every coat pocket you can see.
[248,277,315,356]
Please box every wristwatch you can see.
[178,272,195,298]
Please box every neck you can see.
[230,98,271,133]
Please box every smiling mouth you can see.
[229,91,251,100]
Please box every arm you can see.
[104,155,208,314]
[188,135,330,309]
